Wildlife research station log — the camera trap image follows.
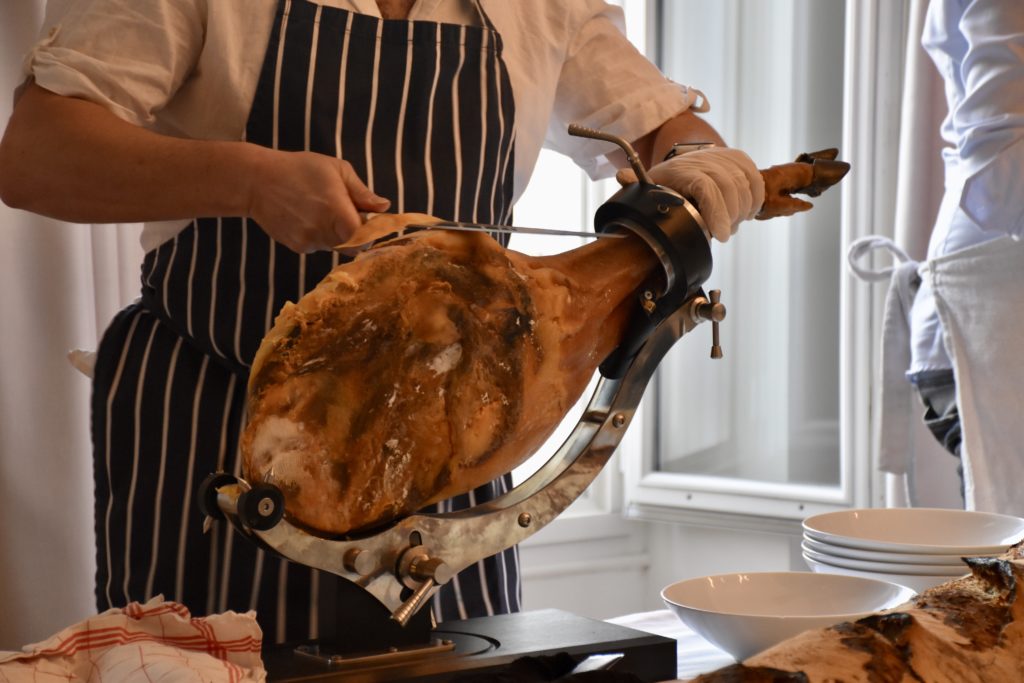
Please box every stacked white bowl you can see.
[801,508,1024,594]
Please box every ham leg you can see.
[241,216,661,535]
[239,149,851,536]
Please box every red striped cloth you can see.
[0,597,265,682]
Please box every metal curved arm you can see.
[207,295,706,617]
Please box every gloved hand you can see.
[615,147,765,243]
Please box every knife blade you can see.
[408,221,626,240]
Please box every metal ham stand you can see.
[200,125,726,682]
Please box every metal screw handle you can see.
[391,577,435,627]
[568,123,653,185]
[692,289,726,359]
[709,290,723,359]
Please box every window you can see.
[626,0,858,521]
[655,0,845,482]
[514,0,905,524]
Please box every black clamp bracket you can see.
[567,124,715,379]
[594,181,712,378]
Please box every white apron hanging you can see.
[846,237,963,508]
[930,235,1024,516]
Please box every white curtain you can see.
[0,0,143,649]
[882,0,962,509]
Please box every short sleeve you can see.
[546,3,694,179]
[25,0,207,127]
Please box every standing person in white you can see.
[909,0,1024,514]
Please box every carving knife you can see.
[408,220,626,239]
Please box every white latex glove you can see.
[616,148,765,243]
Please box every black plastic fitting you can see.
[594,181,713,379]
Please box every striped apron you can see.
[90,0,519,644]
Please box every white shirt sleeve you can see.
[25,0,207,128]
[544,2,693,180]
[952,0,1024,238]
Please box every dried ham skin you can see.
[693,544,1024,683]
[241,223,656,534]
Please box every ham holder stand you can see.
[200,124,731,682]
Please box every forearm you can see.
[0,82,259,223]
[633,109,727,167]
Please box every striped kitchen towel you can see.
[0,596,264,682]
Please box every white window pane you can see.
[653,0,845,489]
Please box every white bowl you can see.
[661,571,915,661]
[802,535,1000,565]
[801,543,967,575]
[803,508,1024,554]
[802,554,963,594]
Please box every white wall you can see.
[519,513,803,620]
[520,515,652,619]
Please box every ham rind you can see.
[241,215,658,534]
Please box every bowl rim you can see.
[800,543,968,575]
[660,570,915,619]
[801,556,959,596]
[802,507,1024,553]
[801,534,1003,564]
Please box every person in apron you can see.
[849,0,1024,514]
[2,0,817,647]
[907,0,1024,515]
[90,0,518,642]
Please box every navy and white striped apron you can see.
[91,0,519,644]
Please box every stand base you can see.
[264,608,677,682]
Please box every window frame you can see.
[621,0,910,524]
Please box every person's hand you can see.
[246,148,391,253]
[616,147,765,242]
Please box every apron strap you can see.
[846,235,924,479]
[846,235,912,283]
[473,0,498,34]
